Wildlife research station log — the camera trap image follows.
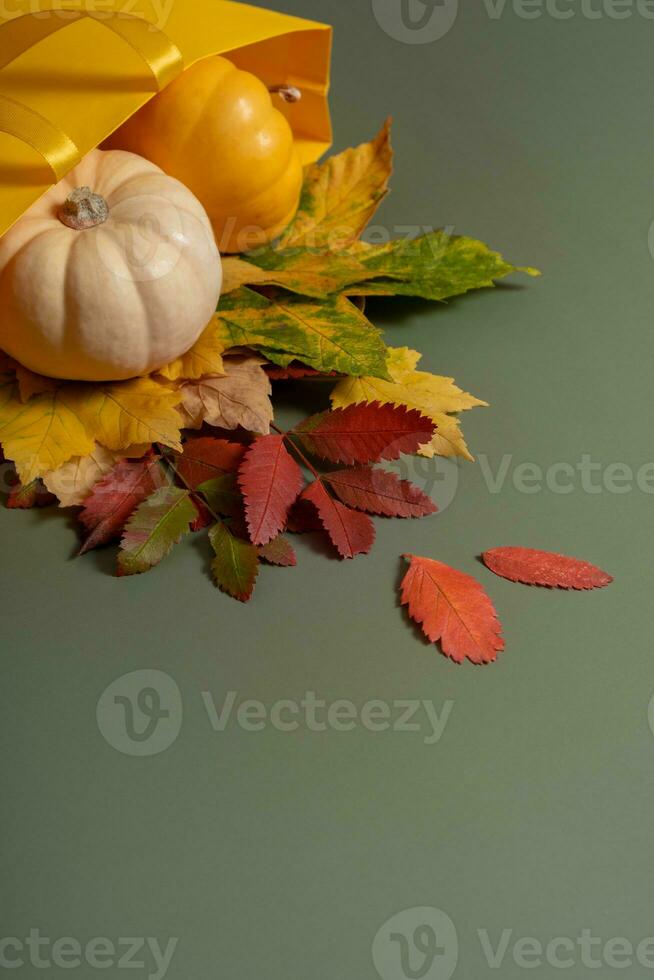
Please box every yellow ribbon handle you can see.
[0,10,185,181]
[0,94,81,179]
[0,10,184,88]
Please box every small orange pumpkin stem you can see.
[58,186,109,230]
[269,84,302,104]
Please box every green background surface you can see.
[1,1,652,977]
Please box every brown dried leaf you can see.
[178,356,273,434]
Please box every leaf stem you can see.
[155,443,223,525]
[271,422,321,480]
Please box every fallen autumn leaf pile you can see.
[0,121,613,662]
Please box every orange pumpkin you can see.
[107,56,303,254]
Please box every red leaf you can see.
[294,402,435,465]
[258,537,297,567]
[190,498,213,532]
[177,437,246,490]
[400,554,504,665]
[7,476,55,509]
[302,481,375,558]
[238,435,304,545]
[324,466,437,518]
[228,512,251,541]
[482,547,613,590]
[286,498,324,534]
[79,456,166,554]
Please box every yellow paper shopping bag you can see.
[0,0,332,240]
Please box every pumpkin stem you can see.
[269,84,302,104]
[58,186,109,230]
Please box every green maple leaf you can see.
[216,288,391,379]
[222,247,373,299]
[342,232,540,301]
[223,232,536,303]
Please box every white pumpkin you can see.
[0,149,222,381]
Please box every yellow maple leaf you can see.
[0,375,182,482]
[157,316,227,381]
[0,380,94,483]
[277,119,393,251]
[420,413,478,461]
[384,346,423,378]
[77,377,183,454]
[330,347,487,461]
